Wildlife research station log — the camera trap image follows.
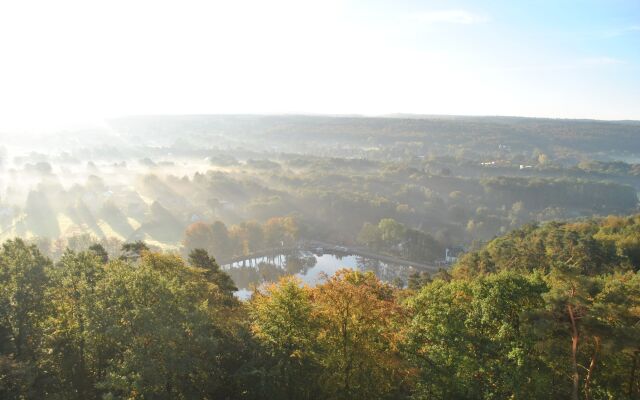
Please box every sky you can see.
[0,0,639,130]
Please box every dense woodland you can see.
[1,214,639,399]
[1,116,638,263]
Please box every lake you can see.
[227,252,421,299]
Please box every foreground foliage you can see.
[1,214,640,399]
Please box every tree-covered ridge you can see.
[0,214,639,399]
[107,115,640,156]
[454,214,640,278]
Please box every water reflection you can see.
[227,251,414,299]
[227,252,317,290]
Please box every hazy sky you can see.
[0,0,639,129]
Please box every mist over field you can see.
[2,115,639,255]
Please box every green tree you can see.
[249,277,320,400]
[407,271,431,291]
[0,239,50,398]
[88,243,109,263]
[540,264,640,399]
[88,252,242,399]
[357,222,382,251]
[188,248,237,296]
[119,240,149,261]
[41,250,104,398]
[378,218,405,245]
[405,271,549,399]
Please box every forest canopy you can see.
[1,213,639,399]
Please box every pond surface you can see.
[228,252,417,299]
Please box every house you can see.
[445,246,465,263]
